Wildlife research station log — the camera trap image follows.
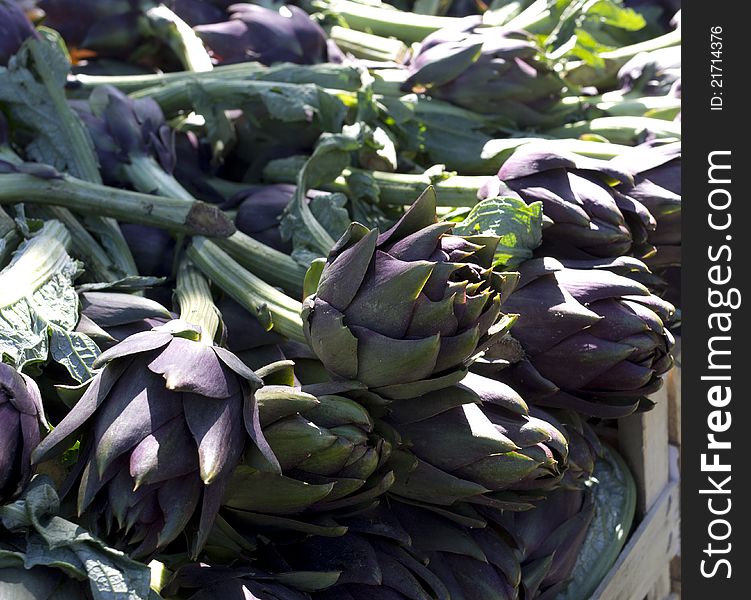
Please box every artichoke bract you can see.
[302,187,518,399]
[482,257,675,417]
[0,363,47,503]
[0,0,39,66]
[386,372,568,512]
[221,377,393,535]
[195,4,342,66]
[32,320,278,558]
[479,486,595,600]
[402,18,565,127]
[614,142,681,270]
[479,145,657,261]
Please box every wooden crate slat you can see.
[618,386,670,517]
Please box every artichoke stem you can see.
[187,237,306,345]
[27,39,138,278]
[126,155,305,298]
[175,259,220,343]
[144,4,214,73]
[329,26,410,63]
[0,173,235,237]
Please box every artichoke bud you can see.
[0,363,47,503]
[32,322,275,558]
[72,84,175,183]
[487,256,676,417]
[303,187,517,399]
[385,372,569,510]
[480,145,658,261]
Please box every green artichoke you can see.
[384,372,569,512]
[302,187,518,399]
[221,371,393,537]
[478,257,675,417]
[0,363,47,503]
[32,320,278,558]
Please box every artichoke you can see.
[618,46,681,98]
[232,184,296,254]
[402,19,565,126]
[302,187,518,399]
[71,84,175,186]
[614,142,681,270]
[0,363,47,502]
[221,374,393,537]
[0,0,38,66]
[479,257,675,417]
[33,263,279,557]
[478,487,596,600]
[385,372,569,512]
[194,4,342,66]
[479,144,657,261]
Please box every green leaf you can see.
[0,36,101,183]
[0,221,99,382]
[587,0,646,31]
[1,478,155,600]
[453,197,543,269]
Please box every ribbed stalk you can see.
[264,160,487,207]
[317,1,454,43]
[0,174,234,236]
[124,155,305,297]
[329,26,410,63]
[69,63,363,96]
[28,39,138,279]
[187,237,306,344]
[554,94,682,121]
[544,116,681,145]
[0,220,71,308]
[144,4,214,72]
[175,259,220,344]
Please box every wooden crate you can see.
[590,338,681,600]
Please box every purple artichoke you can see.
[233,184,295,254]
[0,363,46,502]
[302,188,518,399]
[480,145,657,261]
[385,372,569,512]
[194,4,341,66]
[480,257,675,417]
[0,0,38,66]
[403,18,564,126]
[613,142,681,270]
[32,322,278,558]
[71,84,174,186]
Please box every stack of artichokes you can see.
[1,1,679,599]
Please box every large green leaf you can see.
[453,197,543,269]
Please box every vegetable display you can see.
[0,1,680,599]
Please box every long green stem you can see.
[553,94,682,121]
[175,259,220,343]
[28,39,139,279]
[0,173,235,236]
[544,116,681,145]
[144,4,214,72]
[187,237,306,344]
[264,159,487,207]
[317,0,454,43]
[69,63,364,96]
[329,26,410,63]
[125,155,306,298]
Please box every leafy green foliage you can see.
[454,196,543,268]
